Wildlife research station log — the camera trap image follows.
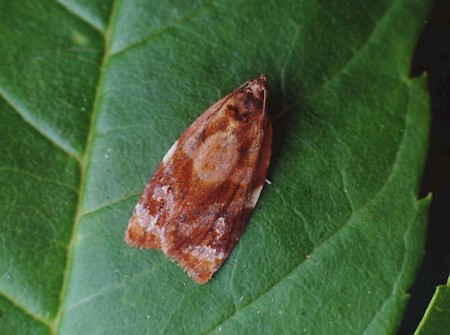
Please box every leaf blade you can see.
[0,0,432,334]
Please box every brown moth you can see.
[124,74,272,284]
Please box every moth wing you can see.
[163,121,272,284]
[125,75,272,284]
[124,95,235,249]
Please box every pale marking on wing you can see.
[248,185,264,208]
[162,140,179,164]
[214,217,227,238]
[133,203,159,232]
[188,245,225,262]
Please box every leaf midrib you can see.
[51,0,120,333]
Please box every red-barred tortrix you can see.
[125,75,272,284]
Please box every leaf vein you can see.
[361,79,416,334]
[0,90,81,161]
[64,266,159,312]
[0,289,52,330]
[80,192,140,218]
[307,0,398,98]
[54,0,104,33]
[109,0,216,58]
[0,167,79,192]
[204,77,412,334]
[274,0,400,122]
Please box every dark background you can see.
[400,0,450,333]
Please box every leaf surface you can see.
[0,0,432,334]
[414,276,450,335]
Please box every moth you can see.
[124,74,272,284]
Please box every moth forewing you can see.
[125,75,272,284]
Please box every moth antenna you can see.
[260,75,270,129]
[254,82,269,150]
[262,80,268,116]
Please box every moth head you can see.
[244,74,267,101]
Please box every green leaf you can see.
[414,276,450,335]
[0,0,432,334]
